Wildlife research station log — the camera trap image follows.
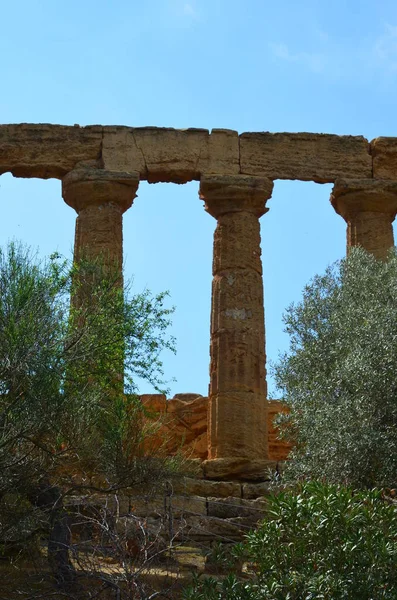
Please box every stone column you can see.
[331,179,397,260]
[62,168,139,393]
[62,168,139,277]
[199,175,273,464]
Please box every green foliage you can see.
[184,482,397,600]
[273,247,397,488]
[0,241,180,590]
[0,242,177,493]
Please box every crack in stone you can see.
[131,129,148,179]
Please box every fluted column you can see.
[331,179,397,260]
[199,175,273,461]
[62,168,139,277]
[62,168,139,393]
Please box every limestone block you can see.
[101,127,146,175]
[172,478,241,498]
[102,127,239,181]
[240,132,371,183]
[128,494,206,518]
[166,398,187,414]
[371,137,397,179]
[0,124,102,178]
[173,393,203,402]
[127,496,165,518]
[242,482,273,499]
[170,495,207,517]
[184,431,208,459]
[103,126,209,183]
[197,129,240,175]
[141,394,167,413]
[207,496,267,520]
[202,458,278,481]
[178,515,245,541]
[183,458,205,479]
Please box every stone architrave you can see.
[331,179,397,260]
[62,168,139,277]
[199,174,273,462]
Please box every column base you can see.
[202,457,278,481]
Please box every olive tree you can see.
[273,247,397,488]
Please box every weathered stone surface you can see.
[0,124,102,178]
[198,129,240,175]
[240,132,371,183]
[141,394,167,413]
[202,458,278,481]
[141,395,209,460]
[62,169,139,271]
[102,127,239,181]
[183,459,205,478]
[173,478,242,498]
[128,494,207,518]
[208,393,267,459]
[103,126,209,183]
[173,393,203,402]
[200,175,272,463]
[242,482,273,499]
[200,174,273,217]
[0,125,383,186]
[371,137,397,179]
[331,179,397,260]
[139,393,290,463]
[207,496,267,520]
[177,515,247,541]
[268,400,292,461]
[101,127,146,176]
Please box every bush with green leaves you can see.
[273,247,397,488]
[0,241,180,596]
[184,482,397,600]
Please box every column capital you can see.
[199,174,273,218]
[331,178,397,220]
[62,168,140,213]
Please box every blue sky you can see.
[1,0,397,397]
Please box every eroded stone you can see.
[331,178,397,260]
[0,124,102,179]
[202,458,278,481]
[240,132,371,182]
[371,137,397,179]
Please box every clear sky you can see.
[1,0,397,397]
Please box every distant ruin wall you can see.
[141,394,291,462]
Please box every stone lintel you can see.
[0,123,103,179]
[331,178,397,220]
[240,132,371,183]
[62,168,140,213]
[0,123,382,184]
[199,174,274,218]
[101,127,240,183]
[371,137,397,180]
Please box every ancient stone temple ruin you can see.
[2,124,397,481]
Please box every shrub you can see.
[273,248,397,488]
[184,482,397,600]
